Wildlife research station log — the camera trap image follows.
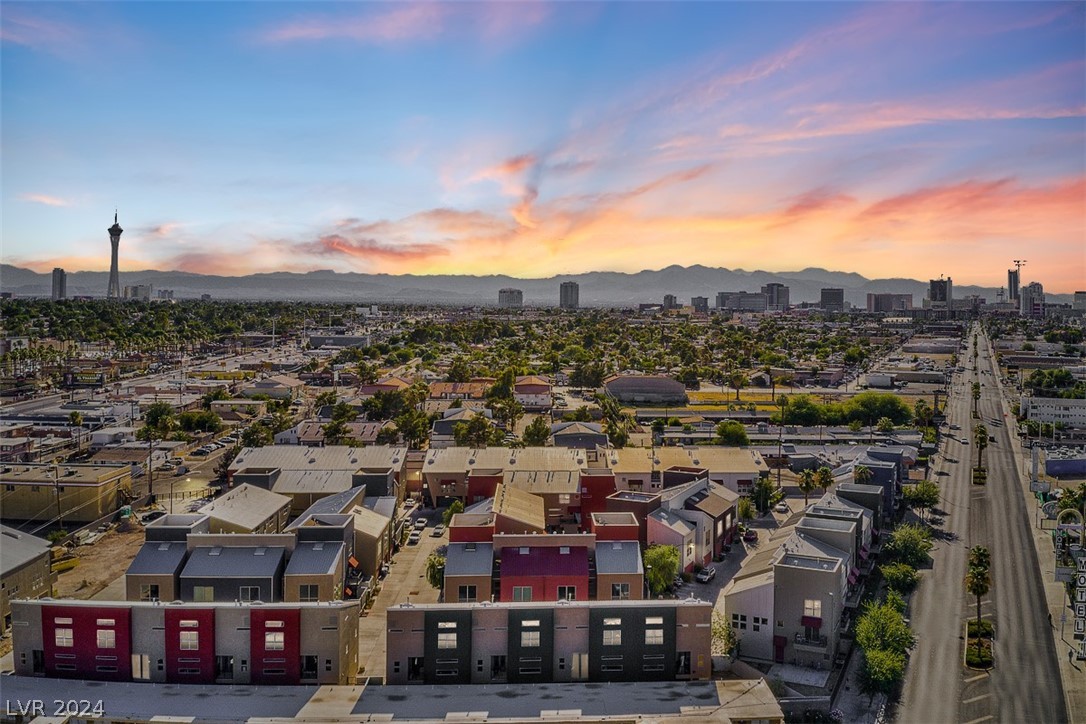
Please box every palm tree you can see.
[965,565,990,653]
[816,466,834,494]
[971,382,981,417]
[854,465,874,485]
[728,370,748,402]
[968,545,990,571]
[798,468,817,505]
[67,411,83,450]
[973,424,989,468]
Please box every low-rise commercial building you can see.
[0,463,132,525]
[10,598,358,685]
[385,598,711,685]
[1,526,54,633]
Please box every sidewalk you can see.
[988,334,1084,722]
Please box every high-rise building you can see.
[1007,269,1020,302]
[559,281,579,310]
[761,283,790,311]
[928,278,953,310]
[498,288,523,308]
[123,284,153,302]
[866,293,912,313]
[107,211,123,300]
[1020,282,1044,318]
[691,296,709,314]
[820,288,845,312]
[51,268,67,301]
[663,294,678,310]
[1073,291,1086,311]
[715,291,767,312]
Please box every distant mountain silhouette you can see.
[1,263,1066,307]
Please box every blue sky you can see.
[2,1,1083,290]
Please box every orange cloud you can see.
[19,193,69,207]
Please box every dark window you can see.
[676,652,691,676]
[407,657,425,681]
[301,655,318,679]
[458,585,477,603]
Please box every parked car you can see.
[414,518,427,530]
[672,575,684,589]
[774,502,789,514]
[407,531,422,545]
[431,524,445,537]
[140,510,166,524]
[743,529,758,543]
[695,566,716,583]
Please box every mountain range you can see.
[0,263,1066,307]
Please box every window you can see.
[55,628,73,647]
[603,629,622,646]
[557,586,576,601]
[752,616,768,633]
[803,599,822,618]
[180,631,199,650]
[96,665,118,673]
[558,494,571,505]
[140,584,160,601]
[97,630,116,649]
[731,613,747,630]
[457,585,477,603]
[96,618,115,626]
[645,629,664,646]
[645,616,663,625]
[521,630,540,647]
[601,664,623,672]
[437,633,457,649]
[264,632,284,651]
[512,586,532,602]
[240,586,260,602]
[611,583,630,600]
[298,584,318,602]
[603,617,621,626]
[192,586,214,602]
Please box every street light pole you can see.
[53,462,64,531]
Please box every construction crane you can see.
[1013,259,1027,273]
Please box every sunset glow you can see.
[2,2,1083,291]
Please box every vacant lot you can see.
[54,524,145,600]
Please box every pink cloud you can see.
[19,193,69,207]
[260,2,549,45]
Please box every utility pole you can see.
[53,462,64,531]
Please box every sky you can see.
[2,1,1084,292]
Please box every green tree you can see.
[314,390,338,409]
[453,414,501,448]
[447,357,472,382]
[965,545,991,640]
[522,416,551,446]
[214,445,240,483]
[856,600,915,655]
[201,387,230,410]
[859,648,906,705]
[425,553,446,590]
[887,523,933,568]
[241,423,273,448]
[177,410,223,434]
[141,401,176,436]
[854,465,874,485]
[798,468,817,505]
[816,466,834,494]
[711,610,738,658]
[644,544,680,595]
[968,545,991,571]
[442,500,464,526]
[880,562,919,593]
[322,418,350,446]
[971,382,981,417]
[751,477,776,514]
[715,419,749,446]
[393,409,431,449]
[737,496,754,523]
[67,410,83,449]
[728,370,748,401]
[903,479,940,522]
[876,416,894,433]
[973,424,989,468]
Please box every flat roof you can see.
[445,542,495,577]
[594,541,644,575]
[0,463,129,485]
[230,444,407,473]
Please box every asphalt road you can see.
[897,326,1067,724]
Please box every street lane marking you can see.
[963,716,994,723]
[964,673,988,683]
[963,695,991,705]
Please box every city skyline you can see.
[2,2,1084,292]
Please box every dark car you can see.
[140,510,166,524]
[743,529,758,543]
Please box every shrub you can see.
[967,620,994,639]
[881,562,919,593]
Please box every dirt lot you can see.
[0,524,145,659]
[54,523,145,599]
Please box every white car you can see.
[774,502,789,514]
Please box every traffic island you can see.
[964,620,994,670]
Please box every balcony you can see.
[793,633,828,651]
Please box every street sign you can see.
[1030,480,1051,493]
